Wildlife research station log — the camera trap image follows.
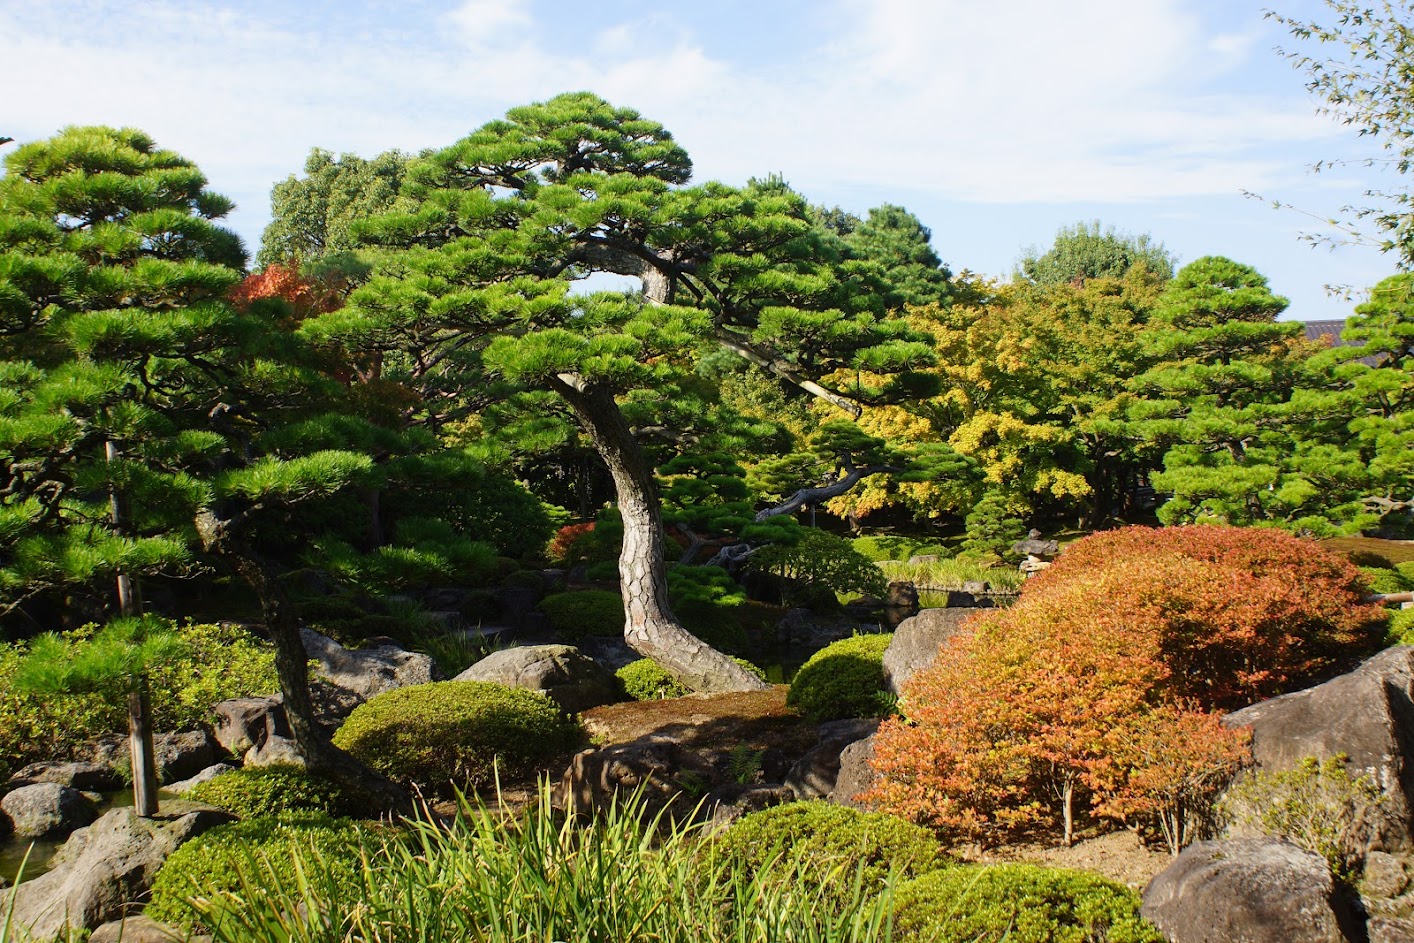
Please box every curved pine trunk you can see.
[552,376,768,693]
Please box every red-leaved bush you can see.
[546,522,596,565]
[229,263,340,321]
[865,525,1382,850]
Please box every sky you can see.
[1,0,1403,321]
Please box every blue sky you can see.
[1,0,1401,320]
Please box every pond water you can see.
[0,787,134,885]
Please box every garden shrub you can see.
[786,633,893,722]
[331,681,581,794]
[1360,566,1414,595]
[669,566,751,653]
[712,801,946,909]
[1219,755,1385,878]
[185,765,362,820]
[617,657,766,700]
[0,621,277,780]
[892,864,1163,943]
[1389,608,1414,645]
[147,814,377,933]
[538,590,624,641]
[750,529,887,608]
[584,560,619,581]
[851,535,947,563]
[501,569,548,593]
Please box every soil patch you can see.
[970,828,1170,889]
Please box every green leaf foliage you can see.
[538,589,625,641]
[616,657,765,701]
[750,529,888,608]
[185,765,364,820]
[786,632,894,722]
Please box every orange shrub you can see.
[547,522,596,565]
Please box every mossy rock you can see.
[786,633,894,722]
[331,680,582,794]
[892,864,1163,943]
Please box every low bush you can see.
[712,801,946,910]
[185,765,362,820]
[750,530,888,609]
[538,590,624,641]
[1389,608,1414,645]
[851,535,947,563]
[147,814,378,933]
[787,633,894,722]
[617,657,766,700]
[0,621,277,781]
[1360,566,1414,595]
[1219,755,1385,878]
[331,681,581,794]
[892,864,1163,943]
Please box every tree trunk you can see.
[550,375,767,693]
[128,678,158,817]
[1062,779,1074,848]
[194,513,409,811]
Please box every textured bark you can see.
[127,682,157,817]
[550,374,766,693]
[754,463,897,522]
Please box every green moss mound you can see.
[617,657,766,700]
[147,814,377,932]
[713,801,946,909]
[331,681,581,794]
[892,864,1163,943]
[786,633,894,722]
[538,590,624,641]
[185,765,361,819]
[1360,566,1414,595]
[1388,607,1414,645]
[852,535,947,563]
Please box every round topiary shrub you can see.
[713,801,946,908]
[331,681,581,793]
[892,864,1163,943]
[786,633,894,722]
[185,765,360,819]
[1362,566,1414,595]
[1389,608,1414,645]
[538,590,624,641]
[617,657,766,700]
[147,814,376,932]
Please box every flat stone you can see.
[454,644,619,713]
[6,761,123,792]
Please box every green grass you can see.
[877,557,1024,594]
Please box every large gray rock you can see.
[786,718,881,800]
[6,760,123,792]
[454,644,619,713]
[829,733,878,810]
[881,608,975,695]
[300,627,434,703]
[1225,645,1414,852]
[1,804,231,939]
[1,780,96,842]
[90,914,204,943]
[154,730,220,784]
[556,739,716,819]
[1141,838,1365,943]
[211,695,287,756]
[1,782,96,839]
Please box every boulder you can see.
[706,784,796,831]
[786,718,881,800]
[0,783,97,839]
[884,581,920,629]
[165,763,237,795]
[882,608,975,695]
[556,738,716,819]
[0,804,231,939]
[211,695,287,756]
[1141,838,1365,943]
[154,730,220,784]
[300,627,435,703]
[1369,916,1414,943]
[1224,645,1414,852]
[90,915,202,943]
[6,760,123,792]
[454,644,619,713]
[829,734,878,809]
[244,734,308,769]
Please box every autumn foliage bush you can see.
[866,525,1381,851]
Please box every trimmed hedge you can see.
[786,633,894,722]
[1360,566,1414,595]
[712,801,946,909]
[331,681,581,794]
[185,765,361,819]
[147,814,377,933]
[617,657,766,700]
[538,590,624,641]
[892,864,1163,943]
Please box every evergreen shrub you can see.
[617,657,766,700]
[892,864,1163,943]
[1360,566,1414,595]
[786,633,894,722]
[538,590,624,640]
[185,765,362,820]
[331,681,581,794]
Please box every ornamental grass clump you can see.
[331,681,581,795]
[172,783,898,943]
